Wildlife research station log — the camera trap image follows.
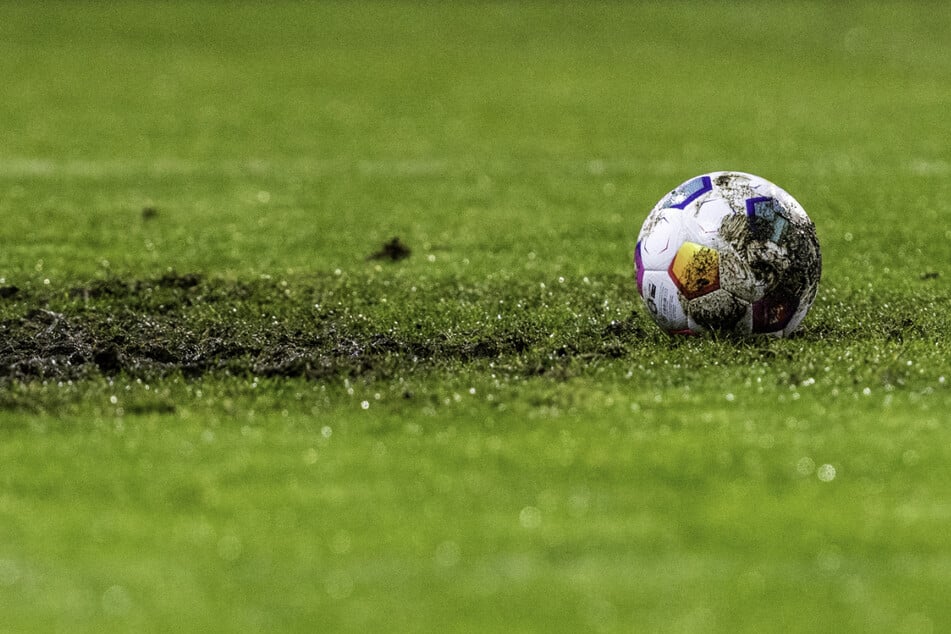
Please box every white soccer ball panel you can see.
[638,270,688,332]
[637,209,687,271]
[684,197,734,248]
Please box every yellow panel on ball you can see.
[668,242,720,299]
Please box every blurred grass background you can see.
[2,2,951,633]
[1,2,949,282]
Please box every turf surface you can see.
[2,2,951,632]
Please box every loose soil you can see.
[0,273,644,382]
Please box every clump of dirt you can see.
[367,237,411,262]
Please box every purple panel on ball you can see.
[659,176,713,210]
[634,241,644,294]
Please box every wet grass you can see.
[3,1,951,632]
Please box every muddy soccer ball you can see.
[634,171,821,336]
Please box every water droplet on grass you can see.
[797,457,816,476]
[519,506,542,529]
[817,464,837,482]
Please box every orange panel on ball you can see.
[668,242,720,299]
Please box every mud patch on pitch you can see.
[0,274,650,383]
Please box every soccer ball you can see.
[634,171,821,336]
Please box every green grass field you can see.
[3,2,951,632]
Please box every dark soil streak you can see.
[0,310,546,381]
[1,275,642,381]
